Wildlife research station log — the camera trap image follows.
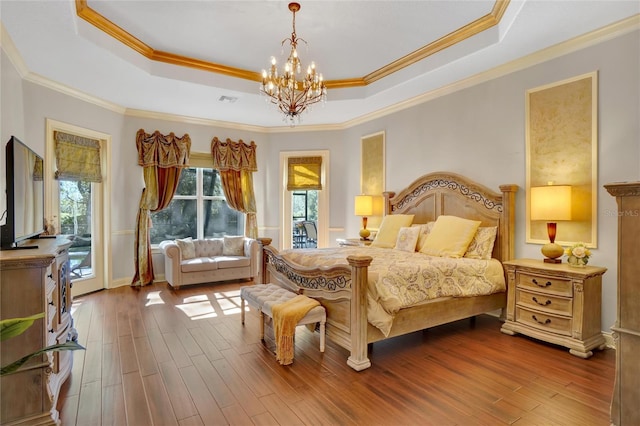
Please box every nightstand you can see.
[500,259,607,358]
[337,238,372,247]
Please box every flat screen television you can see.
[0,136,46,249]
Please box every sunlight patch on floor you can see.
[176,301,218,319]
[145,291,165,306]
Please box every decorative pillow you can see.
[419,215,481,258]
[395,227,420,252]
[464,226,498,260]
[175,237,196,260]
[412,222,435,252]
[371,214,415,248]
[223,236,245,256]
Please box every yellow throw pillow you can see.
[395,226,420,252]
[412,222,435,252]
[371,214,414,248]
[464,226,498,260]
[419,215,481,258]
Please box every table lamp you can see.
[531,184,572,263]
[354,195,382,240]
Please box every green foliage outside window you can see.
[150,168,243,244]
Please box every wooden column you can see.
[605,182,640,426]
[346,255,373,371]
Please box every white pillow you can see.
[395,227,420,252]
[223,236,245,256]
[371,215,415,248]
[419,215,481,258]
[175,237,196,260]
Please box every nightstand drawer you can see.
[517,272,572,297]
[516,288,573,316]
[516,306,572,336]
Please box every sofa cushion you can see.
[223,236,246,256]
[194,239,224,257]
[181,257,219,273]
[175,237,196,260]
[216,256,251,269]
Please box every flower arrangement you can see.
[565,242,591,267]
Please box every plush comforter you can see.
[280,246,505,336]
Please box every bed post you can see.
[346,255,373,371]
[499,185,518,261]
[257,238,272,284]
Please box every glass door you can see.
[59,180,103,295]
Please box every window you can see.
[150,167,243,244]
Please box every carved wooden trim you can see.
[605,182,640,197]
[390,173,504,214]
[264,248,351,291]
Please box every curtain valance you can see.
[287,156,323,191]
[54,131,102,182]
[136,129,191,168]
[211,137,257,172]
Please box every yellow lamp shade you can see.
[531,185,572,221]
[354,195,374,216]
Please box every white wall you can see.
[1,29,638,332]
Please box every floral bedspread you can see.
[280,246,505,336]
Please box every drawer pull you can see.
[532,278,551,288]
[47,273,54,280]
[532,297,551,306]
[49,328,55,333]
[49,301,54,306]
[532,315,551,325]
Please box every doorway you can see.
[45,120,111,296]
[280,151,329,249]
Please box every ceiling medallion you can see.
[260,2,327,126]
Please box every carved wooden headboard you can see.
[383,172,518,263]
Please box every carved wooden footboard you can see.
[259,172,518,371]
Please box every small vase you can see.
[567,255,587,267]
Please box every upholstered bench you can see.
[240,283,326,352]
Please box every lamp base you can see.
[541,242,564,263]
[359,228,371,240]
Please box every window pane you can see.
[150,199,197,243]
[59,180,92,236]
[292,192,307,221]
[175,168,196,196]
[203,168,225,197]
[203,200,243,237]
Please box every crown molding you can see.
[74,0,509,90]
[2,15,638,133]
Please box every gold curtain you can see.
[132,129,190,287]
[287,156,322,191]
[54,131,102,182]
[211,137,258,238]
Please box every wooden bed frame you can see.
[260,172,518,371]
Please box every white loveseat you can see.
[159,236,260,289]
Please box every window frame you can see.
[150,152,243,245]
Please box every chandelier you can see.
[260,2,327,125]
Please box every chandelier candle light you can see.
[261,2,327,125]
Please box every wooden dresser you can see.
[0,237,74,425]
[501,258,606,358]
[605,182,640,426]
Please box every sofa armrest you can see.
[244,238,261,278]
[159,240,182,287]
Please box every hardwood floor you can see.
[59,281,615,426]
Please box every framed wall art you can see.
[525,71,598,247]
